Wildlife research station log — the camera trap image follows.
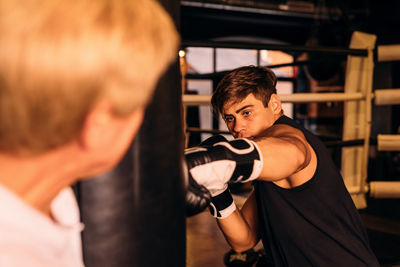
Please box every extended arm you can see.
[254,124,314,184]
[186,124,313,187]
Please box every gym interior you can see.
[67,0,400,266]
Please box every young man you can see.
[0,0,179,265]
[185,66,379,266]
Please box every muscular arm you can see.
[254,124,314,184]
[217,191,259,252]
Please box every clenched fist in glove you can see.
[185,135,263,219]
[185,170,211,217]
[185,136,227,217]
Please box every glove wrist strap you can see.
[209,189,236,219]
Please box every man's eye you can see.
[242,111,251,116]
[225,117,234,122]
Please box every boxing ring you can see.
[182,31,400,209]
[77,25,400,266]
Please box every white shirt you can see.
[0,185,85,267]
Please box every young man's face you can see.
[222,93,279,139]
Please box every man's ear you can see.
[78,102,114,150]
[78,102,144,151]
[269,94,282,115]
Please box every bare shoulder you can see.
[257,123,306,141]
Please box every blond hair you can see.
[0,0,179,155]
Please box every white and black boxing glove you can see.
[185,135,228,217]
[185,171,211,217]
[185,135,263,218]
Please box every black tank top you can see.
[253,115,379,266]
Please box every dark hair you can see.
[211,65,277,115]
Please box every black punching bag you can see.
[78,0,185,266]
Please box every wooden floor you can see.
[186,210,230,267]
[186,193,257,267]
[186,195,400,267]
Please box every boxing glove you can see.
[185,135,232,217]
[185,136,263,195]
[185,135,263,218]
[185,170,211,217]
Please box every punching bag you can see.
[78,0,185,266]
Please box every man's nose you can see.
[233,119,245,135]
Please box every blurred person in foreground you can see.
[0,0,179,265]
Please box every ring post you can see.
[341,31,376,209]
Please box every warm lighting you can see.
[179,50,186,58]
[260,50,269,63]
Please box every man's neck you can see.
[0,146,81,219]
[272,113,284,124]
